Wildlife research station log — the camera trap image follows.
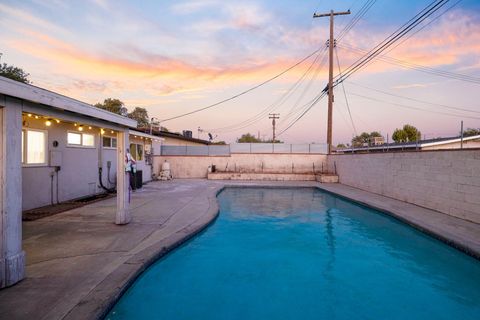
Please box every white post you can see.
[115,129,131,225]
[0,101,26,288]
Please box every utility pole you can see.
[269,113,280,143]
[313,9,350,154]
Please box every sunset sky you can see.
[1,0,479,144]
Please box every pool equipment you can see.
[159,160,172,180]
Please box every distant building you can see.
[371,136,385,146]
[338,135,480,153]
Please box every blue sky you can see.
[0,0,479,143]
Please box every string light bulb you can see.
[55,119,60,123]
[27,113,32,117]
[34,115,39,119]
[45,120,52,127]
[78,125,84,132]
[100,129,105,134]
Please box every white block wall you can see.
[154,153,328,179]
[329,150,480,223]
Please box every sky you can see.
[0,0,479,144]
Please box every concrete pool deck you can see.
[0,179,479,320]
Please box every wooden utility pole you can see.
[313,9,350,153]
[269,113,280,143]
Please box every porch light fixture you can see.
[45,120,52,127]
[78,125,84,132]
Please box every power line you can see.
[161,46,326,123]
[334,46,357,136]
[348,81,480,114]
[207,48,328,133]
[338,43,480,84]
[334,0,452,85]
[277,91,327,136]
[349,92,480,120]
[384,0,463,55]
[337,0,377,41]
[279,50,329,125]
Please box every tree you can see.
[403,124,421,142]
[94,98,128,116]
[351,131,383,147]
[237,133,262,143]
[128,107,149,128]
[392,128,408,143]
[0,54,30,83]
[337,143,346,149]
[392,124,421,143]
[212,141,227,145]
[463,128,480,137]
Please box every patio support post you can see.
[115,128,131,225]
[0,101,25,288]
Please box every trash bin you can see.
[135,170,143,189]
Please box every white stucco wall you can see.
[21,119,157,210]
[329,150,480,223]
[22,118,104,210]
[153,153,328,178]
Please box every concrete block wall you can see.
[329,150,480,223]
[154,153,328,179]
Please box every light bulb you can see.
[45,120,52,126]
[78,126,84,132]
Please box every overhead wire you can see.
[334,0,452,85]
[279,49,329,125]
[277,91,328,137]
[334,46,357,136]
[348,81,480,114]
[206,47,328,134]
[160,46,326,122]
[337,0,377,41]
[349,92,480,120]
[338,43,480,84]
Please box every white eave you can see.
[0,76,137,128]
[129,129,165,141]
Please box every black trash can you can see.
[135,170,143,189]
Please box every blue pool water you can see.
[107,188,480,319]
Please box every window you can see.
[102,136,117,148]
[68,132,81,145]
[22,129,47,165]
[83,134,94,147]
[129,143,144,161]
[67,131,95,147]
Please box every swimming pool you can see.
[107,187,480,319]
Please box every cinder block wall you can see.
[329,150,480,223]
[154,154,328,179]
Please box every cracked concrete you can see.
[0,179,479,320]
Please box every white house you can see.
[0,76,162,288]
